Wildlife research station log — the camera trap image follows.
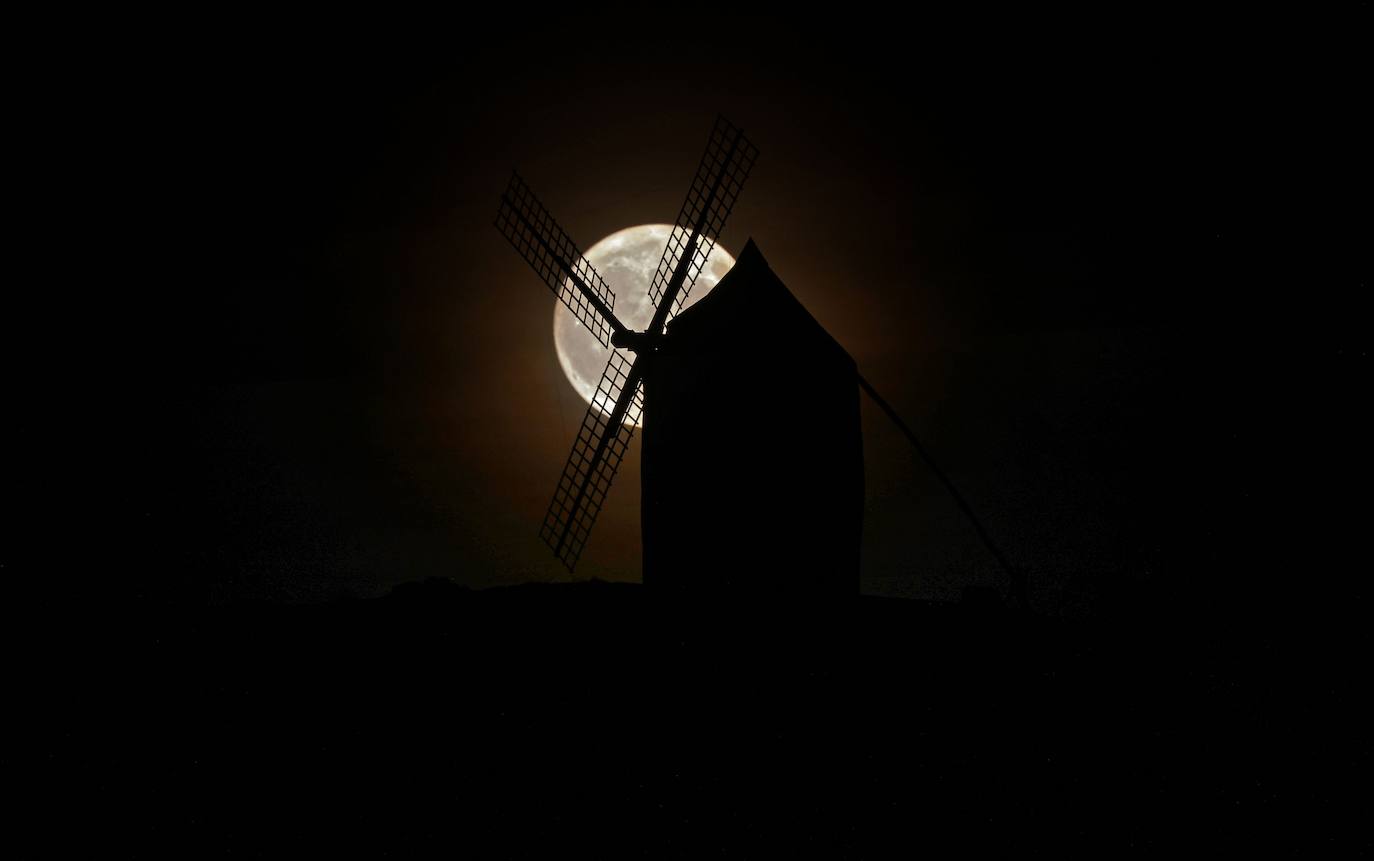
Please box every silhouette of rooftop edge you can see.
[665,237,856,370]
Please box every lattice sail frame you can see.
[647,116,760,320]
[495,172,619,348]
[539,351,644,570]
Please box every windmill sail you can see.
[646,116,759,321]
[495,172,623,348]
[540,350,644,569]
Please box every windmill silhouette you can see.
[496,116,1028,608]
[496,116,759,571]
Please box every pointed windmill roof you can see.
[664,239,855,370]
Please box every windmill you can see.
[495,116,759,572]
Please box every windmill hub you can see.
[610,330,663,353]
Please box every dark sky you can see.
[24,11,1367,615]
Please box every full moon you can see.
[554,224,735,427]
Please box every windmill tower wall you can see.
[640,240,863,599]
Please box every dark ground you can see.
[17,580,1364,855]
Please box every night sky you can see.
[27,11,1366,617]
